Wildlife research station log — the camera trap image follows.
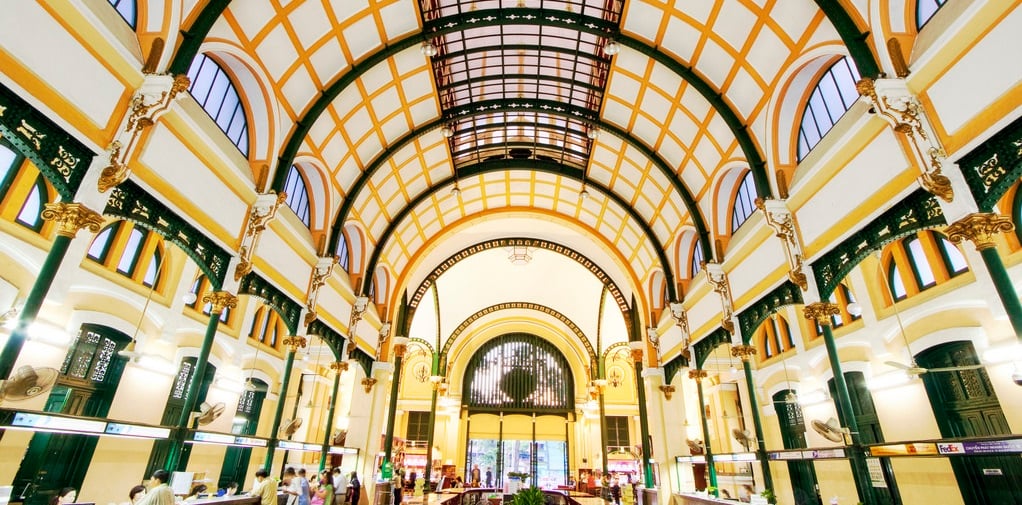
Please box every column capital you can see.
[803,302,840,326]
[202,291,238,315]
[687,369,708,381]
[41,202,104,238]
[330,361,349,372]
[658,385,676,401]
[361,377,378,393]
[282,335,308,352]
[945,212,1015,251]
[731,344,758,361]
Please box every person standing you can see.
[136,470,174,505]
[334,469,348,505]
[298,469,312,504]
[469,465,480,488]
[316,471,334,505]
[610,478,622,505]
[251,469,278,505]
[348,473,361,505]
[484,468,492,488]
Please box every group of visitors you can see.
[278,467,361,505]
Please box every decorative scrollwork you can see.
[40,202,103,238]
[202,291,238,315]
[802,302,840,326]
[858,77,953,202]
[361,377,378,393]
[944,212,1015,251]
[283,335,308,352]
[235,192,288,281]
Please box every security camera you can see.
[1012,371,1022,386]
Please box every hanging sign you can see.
[937,439,1022,455]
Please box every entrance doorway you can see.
[916,341,1022,504]
[11,324,130,505]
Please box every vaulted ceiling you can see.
[195,0,859,346]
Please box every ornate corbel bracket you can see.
[235,192,288,281]
[669,302,692,355]
[857,77,953,202]
[755,198,808,290]
[704,263,735,334]
[361,377,378,393]
[99,73,190,192]
[658,385,676,400]
[305,256,337,325]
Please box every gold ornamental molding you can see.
[730,344,758,362]
[41,202,104,238]
[330,361,349,372]
[687,369,708,381]
[235,192,288,281]
[857,77,953,202]
[99,72,191,192]
[361,377,377,393]
[704,263,736,334]
[669,303,692,356]
[945,213,1015,251]
[304,256,336,325]
[756,198,808,291]
[803,302,840,326]
[658,385,676,400]
[202,291,238,315]
[282,335,308,353]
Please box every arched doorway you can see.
[462,334,575,488]
[916,341,1022,504]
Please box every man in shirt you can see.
[251,469,279,505]
[136,469,175,505]
[333,468,348,504]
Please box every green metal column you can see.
[0,203,102,379]
[740,359,773,492]
[424,355,443,493]
[805,304,874,504]
[320,362,344,471]
[946,213,1021,338]
[979,244,1022,337]
[166,292,236,471]
[633,352,654,488]
[693,371,717,496]
[598,391,609,475]
[265,337,303,469]
[382,339,408,472]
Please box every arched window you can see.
[758,315,793,361]
[797,57,861,161]
[917,0,947,29]
[282,165,311,227]
[730,171,757,233]
[86,221,165,288]
[885,231,969,302]
[336,230,351,273]
[185,274,231,323]
[248,305,284,349]
[1,137,54,234]
[107,0,137,28]
[186,54,250,155]
[813,283,861,336]
[463,333,575,412]
[690,238,704,278]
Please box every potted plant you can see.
[509,487,544,505]
[760,489,777,504]
[506,472,529,494]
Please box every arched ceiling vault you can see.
[328,106,713,275]
[359,158,676,300]
[164,0,877,319]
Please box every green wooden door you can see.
[11,325,129,505]
[916,341,1022,505]
[828,372,901,504]
[218,380,266,489]
[143,358,216,477]
[773,390,821,505]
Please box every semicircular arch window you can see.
[463,333,575,413]
[797,56,861,161]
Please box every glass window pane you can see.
[143,251,160,287]
[117,228,145,274]
[907,238,936,287]
[0,143,18,186]
[15,180,44,229]
[188,54,250,155]
[88,226,114,261]
[890,264,907,300]
[941,238,969,274]
[797,57,859,160]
